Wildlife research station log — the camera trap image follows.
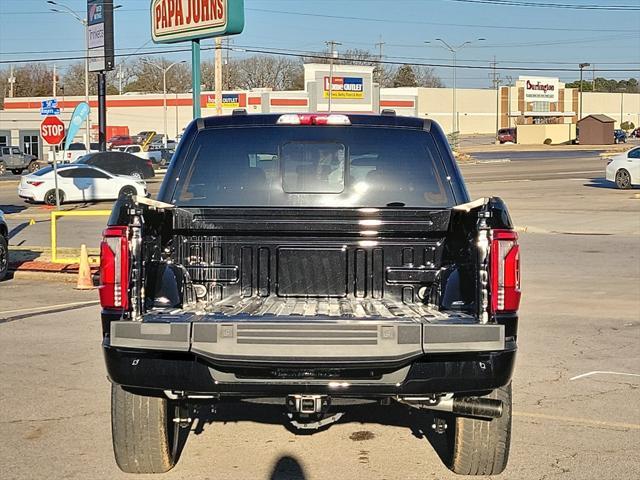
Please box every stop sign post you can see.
[40,116,65,145]
[40,116,66,209]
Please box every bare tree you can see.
[123,57,191,94]
[414,66,444,88]
[61,62,120,96]
[234,55,303,91]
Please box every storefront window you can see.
[23,135,39,158]
[532,102,550,113]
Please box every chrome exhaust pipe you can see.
[397,396,503,419]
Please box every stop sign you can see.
[40,116,66,145]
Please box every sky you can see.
[0,0,639,88]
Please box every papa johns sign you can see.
[151,0,244,44]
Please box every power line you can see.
[1,43,638,73]
[3,6,637,33]
[244,8,640,33]
[445,0,640,11]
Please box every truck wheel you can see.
[44,190,64,206]
[0,161,6,176]
[0,235,8,281]
[446,383,512,476]
[111,385,178,474]
[11,169,24,175]
[27,161,39,173]
[615,169,632,189]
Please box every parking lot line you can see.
[514,412,640,430]
[0,300,98,316]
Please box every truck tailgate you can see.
[109,297,504,366]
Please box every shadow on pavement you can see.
[185,400,454,470]
[269,456,307,480]
[584,178,639,190]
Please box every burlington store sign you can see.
[521,76,559,103]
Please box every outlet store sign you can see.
[521,76,559,103]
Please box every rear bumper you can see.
[103,344,516,396]
[104,317,516,396]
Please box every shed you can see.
[577,114,615,145]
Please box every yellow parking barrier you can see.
[50,210,112,264]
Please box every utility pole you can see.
[505,75,513,128]
[8,65,15,98]
[326,40,341,113]
[215,38,223,115]
[592,64,595,92]
[375,37,385,84]
[53,64,57,97]
[224,37,231,90]
[490,57,502,140]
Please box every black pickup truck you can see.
[100,112,521,476]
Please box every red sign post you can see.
[40,116,66,145]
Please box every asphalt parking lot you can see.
[1,152,639,480]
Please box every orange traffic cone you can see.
[76,244,95,290]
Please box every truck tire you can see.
[111,384,177,474]
[27,161,39,173]
[0,161,6,176]
[446,383,512,476]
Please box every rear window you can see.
[172,126,455,208]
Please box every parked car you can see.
[0,209,8,281]
[0,146,39,176]
[107,135,134,149]
[614,129,627,144]
[498,128,517,144]
[132,131,156,145]
[630,128,640,139]
[75,151,155,179]
[605,146,640,189]
[50,142,99,164]
[102,113,521,476]
[18,164,147,205]
[149,134,177,149]
[113,145,163,164]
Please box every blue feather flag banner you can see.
[64,102,91,151]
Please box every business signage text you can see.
[41,99,60,116]
[87,0,114,72]
[323,76,364,99]
[521,76,559,103]
[151,0,245,44]
[206,93,240,108]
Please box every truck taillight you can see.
[490,229,521,313]
[99,226,130,310]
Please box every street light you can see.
[144,60,187,147]
[48,1,90,152]
[425,38,485,135]
[48,1,121,151]
[578,62,591,121]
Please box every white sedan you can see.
[18,164,147,205]
[605,146,640,189]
